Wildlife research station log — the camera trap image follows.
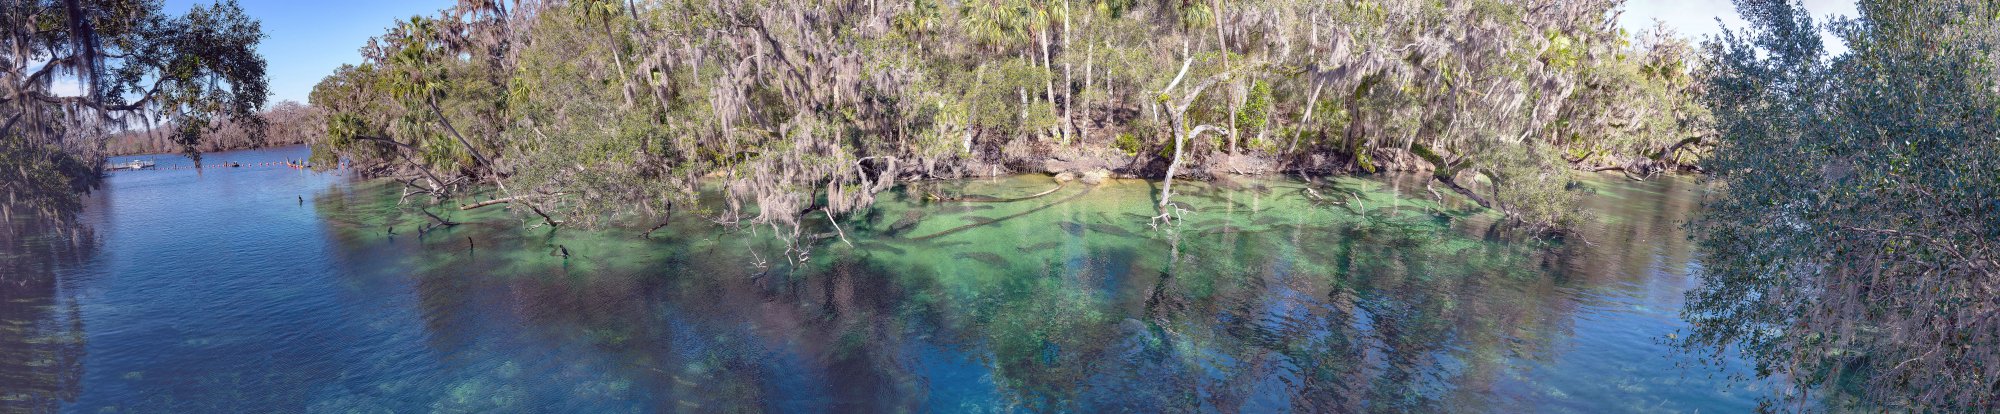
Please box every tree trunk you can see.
[1342,78,1378,171]
[1160,119,1188,211]
[1061,0,1075,143]
[1039,27,1060,142]
[1287,80,1323,153]
[1409,141,1494,210]
[1214,0,1237,154]
[427,98,492,169]
[1081,40,1094,141]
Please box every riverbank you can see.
[946,139,1694,181]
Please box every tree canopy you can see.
[311,0,1707,251]
[1681,0,2000,410]
[1,0,269,225]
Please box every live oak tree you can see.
[1,0,268,225]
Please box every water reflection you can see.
[3,146,1761,412]
[0,214,92,412]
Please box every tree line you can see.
[306,0,1708,238]
[101,100,321,156]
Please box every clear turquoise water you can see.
[2,145,1773,412]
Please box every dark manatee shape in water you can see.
[1085,223,1139,238]
[1200,225,1247,236]
[1018,241,1062,253]
[955,251,1009,268]
[856,241,908,255]
[1252,215,1289,227]
[885,210,924,236]
[940,204,997,214]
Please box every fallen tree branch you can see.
[1408,142,1495,209]
[824,208,853,247]
[458,193,565,210]
[419,207,460,226]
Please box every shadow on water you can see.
[3,146,1768,413]
[0,209,94,412]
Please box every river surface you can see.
[2,145,1774,412]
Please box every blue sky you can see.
[162,0,454,104]
[1621,0,1860,54]
[103,1,1858,105]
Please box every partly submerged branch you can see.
[458,193,567,210]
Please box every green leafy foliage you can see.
[1681,0,2000,409]
[307,0,1706,238]
[2,0,269,225]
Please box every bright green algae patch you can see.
[316,174,1511,291]
[305,174,1596,411]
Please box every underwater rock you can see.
[1118,318,1152,337]
[1080,168,1111,185]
